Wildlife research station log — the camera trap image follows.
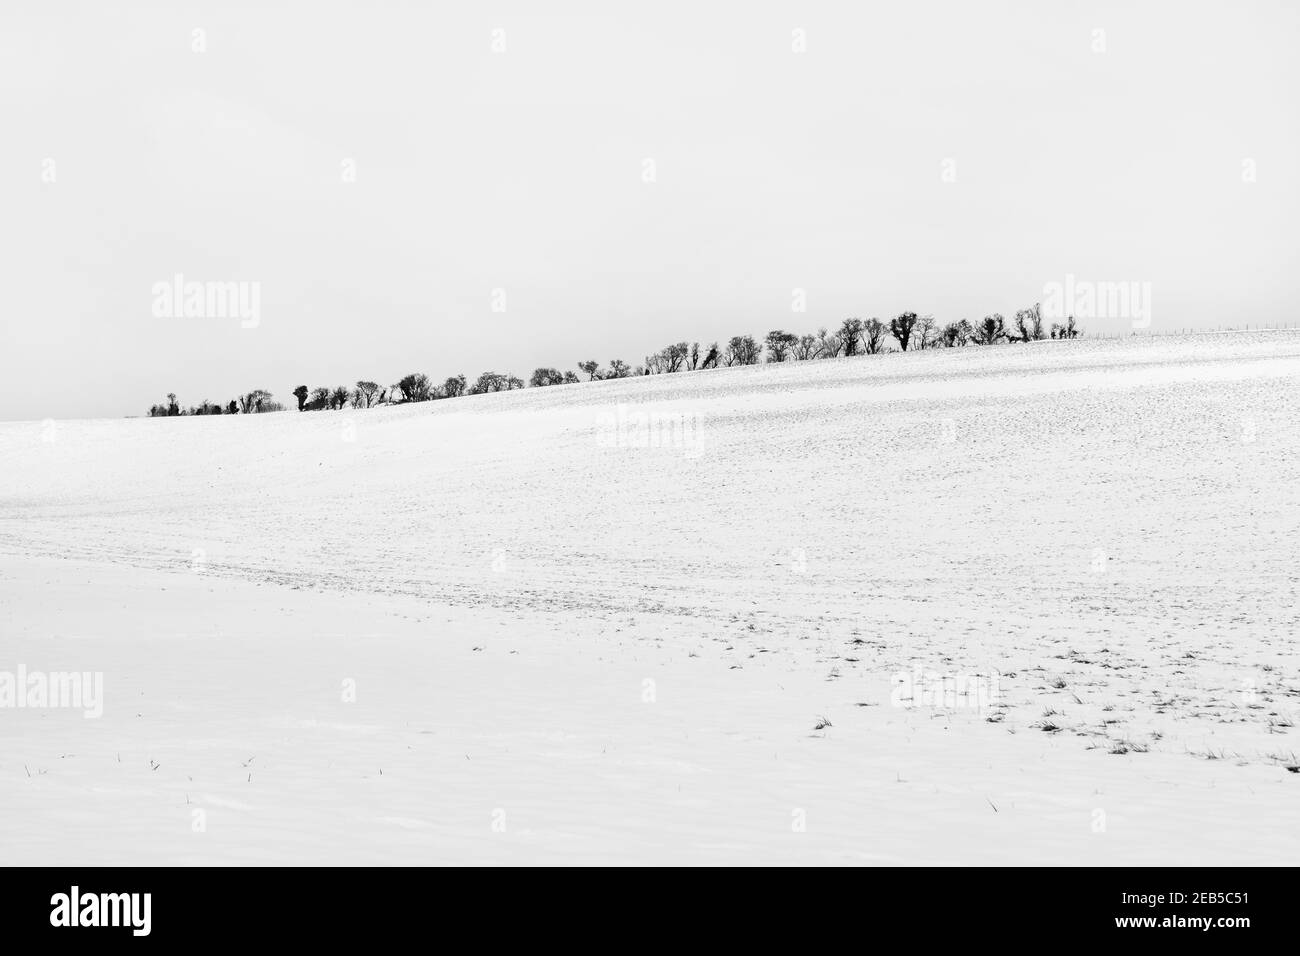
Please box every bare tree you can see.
[1011,309,1030,342]
[1009,304,1042,343]
[916,314,938,350]
[469,371,502,393]
[1052,315,1081,339]
[664,342,690,372]
[839,318,864,356]
[442,374,467,398]
[240,389,272,414]
[355,381,380,407]
[606,359,632,378]
[792,333,819,360]
[689,342,700,370]
[529,367,565,387]
[470,371,523,393]
[816,327,843,358]
[698,344,719,369]
[863,318,887,354]
[330,385,350,409]
[890,311,918,351]
[723,335,762,366]
[940,319,973,347]
[397,373,432,402]
[971,314,1007,345]
[578,360,601,381]
[765,330,797,362]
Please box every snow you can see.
[2,332,1298,864]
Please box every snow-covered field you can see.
[3,332,1298,865]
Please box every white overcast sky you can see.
[2,0,1297,420]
